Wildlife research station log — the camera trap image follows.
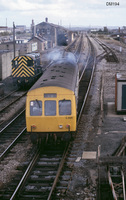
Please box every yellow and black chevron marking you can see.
[12,56,35,78]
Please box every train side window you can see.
[45,101,56,116]
[59,100,71,115]
[27,60,33,68]
[30,100,42,116]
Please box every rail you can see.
[0,89,18,102]
[9,142,70,200]
[98,136,126,199]
[47,142,70,200]
[0,110,26,161]
[108,166,125,200]
[0,91,27,113]
[0,127,26,162]
[77,35,97,124]
[93,37,119,63]
[10,148,41,200]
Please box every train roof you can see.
[29,58,78,93]
[26,53,40,59]
[12,53,40,61]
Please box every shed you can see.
[115,73,126,113]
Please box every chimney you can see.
[31,19,36,37]
[32,19,34,26]
[45,18,48,23]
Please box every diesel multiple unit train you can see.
[25,52,79,142]
[11,53,42,87]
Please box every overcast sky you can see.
[0,0,126,28]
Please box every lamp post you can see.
[13,22,16,58]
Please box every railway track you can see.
[66,34,84,60]
[65,36,79,53]
[0,109,34,199]
[0,34,97,200]
[0,90,26,114]
[8,142,70,200]
[0,89,18,102]
[93,37,119,63]
[78,35,96,121]
[0,110,26,161]
[0,89,27,126]
[6,140,80,200]
[98,137,126,200]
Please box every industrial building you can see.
[0,50,18,80]
[33,18,69,47]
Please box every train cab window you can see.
[13,60,18,68]
[45,101,56,116]
[27,60,33,68]
[59,100,71,115]
[30,100,42,116]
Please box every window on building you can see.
[59,100,71,115]
[6,44,9,50]
[47,29,50,34]
[45,101,56,116]
[42,29,45,34]
[30,100,42,116]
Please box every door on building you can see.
[122,85,126,109]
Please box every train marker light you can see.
[66,124,70,128]
[31,125,36,132]
[31,125,36,129]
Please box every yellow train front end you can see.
[26,86,77,142]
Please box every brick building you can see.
[28,35,48,52]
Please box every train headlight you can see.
[59,125,63,129]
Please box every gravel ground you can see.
[0,138,34,188]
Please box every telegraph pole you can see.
[13,22,16,58]
[6,18,7,32]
